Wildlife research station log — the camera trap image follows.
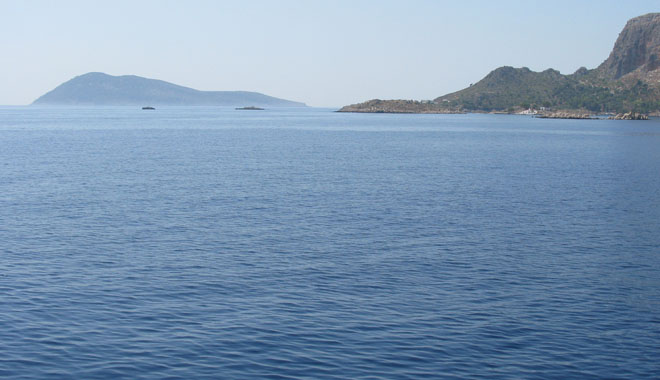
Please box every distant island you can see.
[33,72,306,107]
[339,13,660,116]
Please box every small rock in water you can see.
[609,112,648,120]
[537,111,593,119]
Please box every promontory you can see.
[339,13,660,115]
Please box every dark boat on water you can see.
[236,106,264,110]
[142,106,155,110]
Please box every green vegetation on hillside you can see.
[436,67,660,114]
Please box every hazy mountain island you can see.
[33,72,306,107]
[340,13,660,116]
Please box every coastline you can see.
[338,100,652,120]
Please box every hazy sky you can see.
[1,0,658,107]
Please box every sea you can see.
[1,106,659,379]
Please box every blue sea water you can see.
[1,106,659,379]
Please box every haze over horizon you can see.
[1,0,658,107]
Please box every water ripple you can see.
[1,109,660,378]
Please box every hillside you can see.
[339,13,660,114]
[33,72,306,107]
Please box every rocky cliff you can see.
[339,13,660,114]
[596,13,660,81]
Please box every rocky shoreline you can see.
[536,111,595,119]
[608,112,649,120]
[338,99,462,114]
[338,102,652,120]
[527,110,651,120]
